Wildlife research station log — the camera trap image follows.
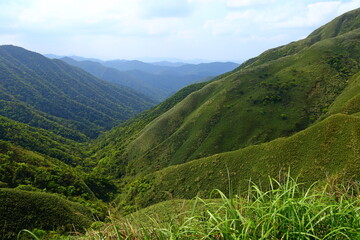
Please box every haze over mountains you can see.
[0,8,360,239]
[52,55,239,101]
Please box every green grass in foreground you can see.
[67,176,360,240]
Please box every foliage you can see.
[0,140,95,198]
[0,116,85,166]
[0,188,93,240]
[76,177,360,239]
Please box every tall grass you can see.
[32,176,360,239]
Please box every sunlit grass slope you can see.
[120,113,360,211]
[324,71,360,117]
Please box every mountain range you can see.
[0,7,359,239]
[56,56,239,101]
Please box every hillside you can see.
[120,112,359,210]
[60,57,239,101]
[0,188,93,239]
[0,46,155,237]
[93,8,360,180]
[0,45,155,139]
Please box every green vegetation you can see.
[0,140,92,197]
[0,116,85,166]
[72,177,360,239]
[0,188,93,240]
[91,81,209,177]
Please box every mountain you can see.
[0,46,152,238]
[45,54,104,63]
[102,59,239,75]
[151,61,186,67]
[60,57,239,101]
[90,8,360,210]
[60,57,169,102]
[0,45,155,139]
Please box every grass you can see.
[67,175,360,239]
[118,113,360,211]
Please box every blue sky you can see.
[0,0,359,62]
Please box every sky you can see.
[0,0,359,62]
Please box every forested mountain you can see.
[0,45,155,139]
[60,57,239,101]
[0,45,155,238]
[1,8,360,239]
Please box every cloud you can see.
[10,0,139,33]
[273,0,360,28]
[222,0,275,8]
[140,0,194,18]
[205,0,360,37]
[1,0,191,37]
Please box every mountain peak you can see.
[308,7,360,41]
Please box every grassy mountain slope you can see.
[0,45,154,138]
[324,71,360,116]
[94,10,360,178]
[120,113,360,211]
[91,81,210,177]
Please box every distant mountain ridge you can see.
[58,56,239,101]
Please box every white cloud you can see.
[5,0,191,37]
[273,0,360,28]
[140,0,194,18]
[12,0,140,33]
[222,0,275,7]
[205,0,360,36]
